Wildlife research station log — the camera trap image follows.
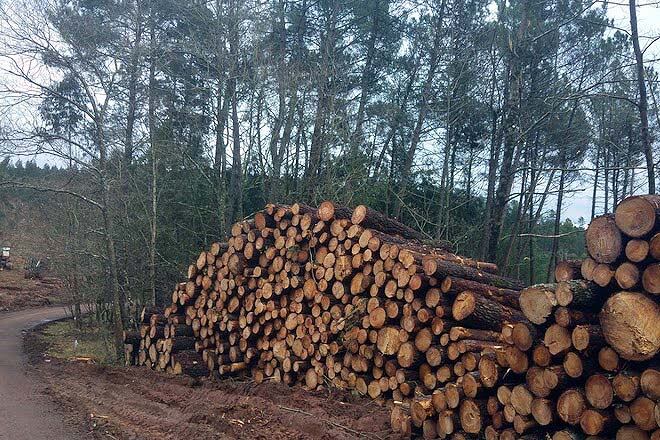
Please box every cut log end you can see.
[600,291,660,361]
[586,214,623,264]
[615,194,660,238]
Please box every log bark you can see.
[442,276,520,309]
[452,291,530,332]
[352,204,426,242]
[425,259,526,290]
[318,201,352,222]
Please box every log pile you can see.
[122,196,660,439]
[508,194,660,439]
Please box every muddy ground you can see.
[25,323,396,440]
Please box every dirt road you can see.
[0,306,84,440]
[13,307,393,440]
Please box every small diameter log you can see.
[557,389,587,425]
[571,325,605,351]
[615,194,660,238]
[410,396,435,427]
[425,259,525,290]
[585,373,614,409]
[592,263,615,287]
[555,280,604,310]
[651,233,660,260]
[581,257,598,280]
[123,331,140,346]
[579,408,614,435]
[376,327,401,355]
[617,426,652,440]
[452,290,529,332]
[440,276,520,309]
[458,399,482,434]
[586,214,623,264]
[318,201,352,222]
[531,398,554,426]
[511,385,534,416]
[555,260,583,282]
[598,346,620,372]
[552,428,584,440]
[140,306,162,323]
[641,369,660,400]
[544,324,572,356]
[562,351,584,379]
[627,239,650,262]
[613,372,641,402]
[519,284,557,325]
[600,291,660,361]
[615,262,641,289]
[642,263,660,294]
[352,205,427,242]
[631,396,658,431]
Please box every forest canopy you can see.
[0,0,657,323]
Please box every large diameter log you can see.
[615,194,660,238]
[585,214,623,263]
[600,291,660,361]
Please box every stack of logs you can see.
[503,194,659,440]
[122,196,659,439]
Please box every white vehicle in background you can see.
[0,247,12,270]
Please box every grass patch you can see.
[39,318,117,365]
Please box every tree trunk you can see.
[629,0,656,194]
[147,10,157,305]
[393,0,446,219]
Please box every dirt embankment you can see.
[25,323,394,440]
[0,198,67,311]
[0,257,65,311]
